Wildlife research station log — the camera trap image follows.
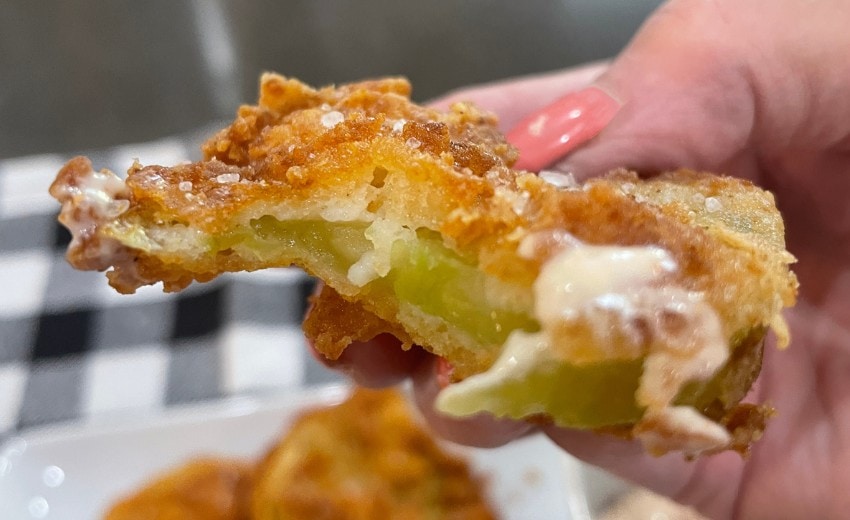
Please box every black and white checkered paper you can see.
[0,133,344,440]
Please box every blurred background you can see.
[0,1,715,518]
[0,0,663,159]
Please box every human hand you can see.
[309,1,850,517]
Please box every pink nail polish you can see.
[507,87,620,172]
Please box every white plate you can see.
[0,385,591,519]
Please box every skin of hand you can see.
[308,1,850,517]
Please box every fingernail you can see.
[507,86,620,172]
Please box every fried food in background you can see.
[51,74,797,456]
[103,458,254,520]
[252,388,494,520]
[102,389,494,520]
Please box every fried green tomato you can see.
[50,74,797,455]
[251,388,495,520]
[103,458,254,520]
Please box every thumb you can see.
[508,1,757,180]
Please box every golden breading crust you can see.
[302,283,415,360]
[103,458,254,520]
[101,390,494,520]
[50,74,797,455]
[251,388,495,520]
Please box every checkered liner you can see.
[0,130,344,440]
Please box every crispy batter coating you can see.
[50,74,797,454]
[251,388,495,520]
[102,390,493,520]
[103,458,254,520]
[303,284,414,360]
